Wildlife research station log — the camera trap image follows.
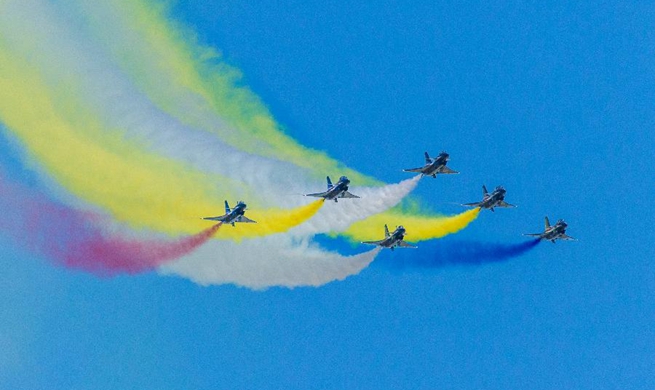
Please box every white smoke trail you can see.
[289,175,422,236]
[159,238,382,289]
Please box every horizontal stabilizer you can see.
[338,191,360,199]
[438,166,459,174]
[236,215,257,223]
[397,241,417,249]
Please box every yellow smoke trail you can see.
[0,39,322,239]
[343,208,481,243]
[212,199,324,240]
[67,0,379,185]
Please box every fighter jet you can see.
[524,217,576,243]
[462,185,516,212]
[202,200,256,226]
[305,176,360,202]
[361,224,417,250]
[403,151,459,178]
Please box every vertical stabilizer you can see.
[424,152,432,164]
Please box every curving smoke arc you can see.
[0,0,485,288]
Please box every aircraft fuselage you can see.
[479,190,507,209]
[222,204,247,225]
[323,179,350,201]
[541,223,568,242]
[378,228,407,249]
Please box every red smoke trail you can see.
[61,223,222,275]
[0,171,220,275]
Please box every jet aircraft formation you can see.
[203,151,575,248]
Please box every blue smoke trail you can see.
[375,239,541,271]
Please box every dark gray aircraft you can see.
[305,176,360,202]
[361,224,417,250]
[462,185,516,212]
[403,151,459,178]
[203,200,256,226]
[524,217,576,243]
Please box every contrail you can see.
[377,239,541,271]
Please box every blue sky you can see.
[1,1,654,389]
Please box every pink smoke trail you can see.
[0,171,220,275]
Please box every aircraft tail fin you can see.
[384,224,390,238]
[424,152,432,164]
[224,200,230,214]
[544,216,551,230]
[326,176,333,190]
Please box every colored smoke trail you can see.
[62,0,377,185]
[63,223,221,275]
[0,44,322,239]
[0,8,352,239]
[215,200,325,240]
[0,0,482,287]
[342,208,480,243]
[0,172,220,275]
[379,239,541,271]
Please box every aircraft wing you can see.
[339,191,360,199]
[462,202,482,207]
[305,191,329,198]
[497,200,516,208]
[361,240,384,246]
[560,234,577,241]
[403,167,425,173]
[236,215,257,223]
[397,241,417,249]
[203,214,228,222]
[523,233,543,238]
[437,166,459,174]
